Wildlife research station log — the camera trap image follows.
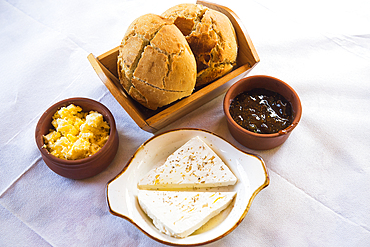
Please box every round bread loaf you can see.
[117,14,197,110]
[162,4,238,87]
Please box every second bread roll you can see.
[162,3,238,87]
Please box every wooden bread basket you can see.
[87,0,259,133]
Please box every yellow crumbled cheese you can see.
[43,104,110,160]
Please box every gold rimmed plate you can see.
[107,128,269,245]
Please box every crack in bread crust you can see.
[162,4,238,87]
[118,13,196,110]
[150,46,172,89]
[134,26,188,91]
[133,75,186,93]
[188,7,207,35]
[119,21,167,91]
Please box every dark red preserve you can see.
[229,88,293,134]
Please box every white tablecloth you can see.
[1,0,370,246]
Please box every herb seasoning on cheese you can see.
[43,104,110,160]
[138,190,236,238]
[138,136,237,189]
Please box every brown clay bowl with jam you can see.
[35,97,119,179]
[223,75,302,150]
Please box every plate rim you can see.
[106,128,270,246]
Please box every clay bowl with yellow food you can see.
[35,97,119,179]
[223,75,302,150]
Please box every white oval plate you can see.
[107,128,269,246]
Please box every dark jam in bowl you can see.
[229,88,293,134]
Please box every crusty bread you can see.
[162,3,238,87]
[117,13,197,110]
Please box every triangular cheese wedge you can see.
[138,136,237,189]
[138,190,236,238]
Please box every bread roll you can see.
[162,4,238,87]
[117,14,197,110]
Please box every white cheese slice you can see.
[138,136,237,189]
[138,190,236,238]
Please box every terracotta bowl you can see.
[223,75,302,150]
[35,97,119,179]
